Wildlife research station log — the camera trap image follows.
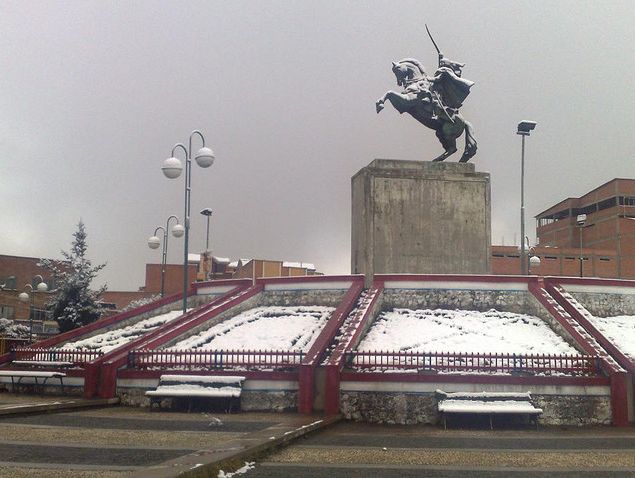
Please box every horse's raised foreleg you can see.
[459,120,477,162]
[376,91,415,115]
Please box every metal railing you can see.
[345,350,601,376]
[11,347,104,366]
[128,349,305,370]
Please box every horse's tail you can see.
[461,120,477,162]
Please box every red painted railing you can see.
[128,349,305,370]
[345,350,602,376]
[11,347,104,365]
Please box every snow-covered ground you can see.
[61,310,184,353]
[169,306,334,351]
[358,308,579,355]
[587,314,635,359]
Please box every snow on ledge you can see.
[160,375,245,384]
[382,280,528,291]
[264,281,352,291]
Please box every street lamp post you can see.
[148,215,184,297]
[200,208,213,252]
[18,275,48,343]
[576,214,587,278]
[162,130,215,313]
[517,120,537,275]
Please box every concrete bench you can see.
[436,389,542,430]
[0,370,66,394]
[146,375,246,412]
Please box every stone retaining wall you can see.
[570,292,635,317]
[259,289,347,307]
[339,390,611,426]
[382,289,551,320]
[117,387,297,412]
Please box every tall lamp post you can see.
[576,214,589,278]
[18,275,48,343]
[200,208,213,252]
[162,130,215,313]
[148,215,184,297]
[517,120,537,275]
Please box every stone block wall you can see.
[259,289,347,308]
[117,387,297,412]
[570,292,635,317]
[382,288,550,319]
[339,390,611,426]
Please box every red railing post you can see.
[610,371,631,427]
[298,364,314,414]
[324,364,340,416]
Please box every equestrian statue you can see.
[376,25,477,162]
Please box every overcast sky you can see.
[2,1,634,291]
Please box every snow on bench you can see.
[0,370,66,394]
[146,375,246,412]
[436,390,542,430]
[12,361,74,368]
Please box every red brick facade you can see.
[493,178,635,279]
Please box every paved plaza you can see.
[0,393,634,477]
[252,421,635,478]
[0,393,314,477]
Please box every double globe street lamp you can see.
[18,275,48,343]
[161,130,215,313]
[148,215,184,297]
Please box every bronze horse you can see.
[376,58,477,163]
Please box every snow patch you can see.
[169,306,334,352]
[357,308,578,355]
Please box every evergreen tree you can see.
[40,220,107,332]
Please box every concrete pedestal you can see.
[351,159,491,279]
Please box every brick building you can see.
[0,255,57,333]
[492,178,635,279]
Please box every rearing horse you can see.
[376,58,477,163]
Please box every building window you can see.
[0,305,15,319]
[29,308,49,322]
[599,257,611,262]
[0,276,17,290]
[545,256,557,260]
[597,197,617,211]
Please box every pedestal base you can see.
[351,159,491,278]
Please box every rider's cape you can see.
[432,66,474,109]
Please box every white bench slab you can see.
[146,375,246,411]
[436,389,542,429]
[0,370,66,394]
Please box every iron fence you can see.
[11,347,104,366]
[128,349,305,370]
[345,350,601,376]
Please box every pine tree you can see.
[40,220,107,332]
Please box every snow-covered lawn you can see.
[587,315,635,359]
[61,310,184,353]
[358,308,578,355]
[169,306,334,351]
